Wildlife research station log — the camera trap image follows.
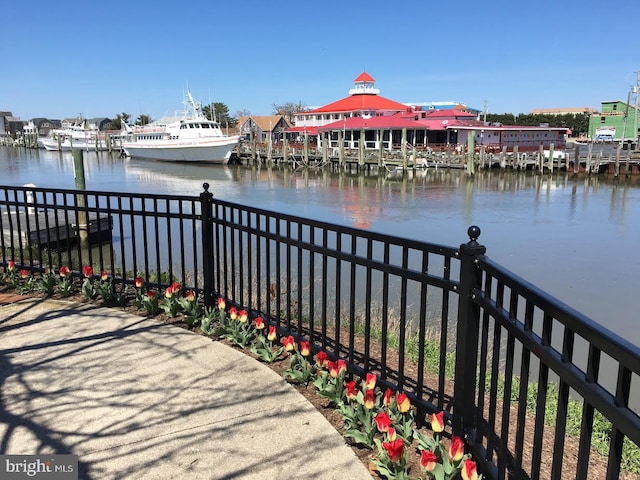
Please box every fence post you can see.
[453,225,486,439]
[200,183,215,309]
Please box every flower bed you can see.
[0,262,483,480]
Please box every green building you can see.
[588,100,639,142]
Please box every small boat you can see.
[121,90,240,163]
[40,123,111,151]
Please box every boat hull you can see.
[41,137,111,152]
[122,137,239,163]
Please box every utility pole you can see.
[634,71,639,148]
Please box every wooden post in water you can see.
[359,129,365,168]
[72,149,89,251]
[378,129,384,169]
[266,133,272,163]
[401,128,407,171]
[250,131,256,162]
[538,144,544,172]
[322,131,328,164]
[303,131,309,165]
[548,143,554,173]
[282,134,288,165]
[573,143,580,174]
[338,130,344,168]
[466,130,475,174]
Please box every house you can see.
[237,115,292,142]
[587,100,639,142]
[0,111,11,136]
[31,118,62,136]
[0,112,27,137]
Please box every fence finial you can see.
[203,183,210,192]
[467,225,481,245]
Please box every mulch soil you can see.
[1,285,637,480]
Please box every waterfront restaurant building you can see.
[291,72,568,152]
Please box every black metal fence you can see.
[1,182,638,479]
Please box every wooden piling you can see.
[466,130,475,174]
[538,144,544,172]
[401,128,407,171]
[378,129,384,169]
[72,149,89,250]
[338,130,344,168]
[283,136,289,165]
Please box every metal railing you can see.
[1,183,638,479]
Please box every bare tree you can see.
[272,102,307,123]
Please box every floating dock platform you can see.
[1,208,113,249]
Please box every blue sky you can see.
[2,0,638,121]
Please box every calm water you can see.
[2,146,639,348]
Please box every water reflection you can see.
[1,147,638,347]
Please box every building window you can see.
[601,116,606,123]
[613,104,618,111]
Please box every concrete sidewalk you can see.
[0,298,373,480]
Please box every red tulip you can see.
[267,325,277,342]
[229,306,238,320]
[374,411,392,433]
[7,261,15,272]
[397,392,411,413]
[337,359,347,376]
[59,266,70,278]
[20,269,29,279]
[432,411,445,433]
[420,450,439,471]
[383,388,394,407]
[281,335,295,351]
[386,426,397,441]
[83,265,93,278]
[345,380,358,401]
[134,276,144,288]
[382,438,404,463]
[238,309,248,323]
[315,350,328,367]
[364,372,377,390]
[165,286,173,298]
[147,290,156,298]
[461,459,478,480]
[363,389,376,409]
[449,435,465,462]
[255,317,265,330]
[101,270,108,281]
[217,297,226,310]
[299,341,310,357]
[185,290,196,302]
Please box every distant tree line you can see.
[485,113,589,137]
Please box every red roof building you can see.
[293,72,410,130]
[288,73,568,152]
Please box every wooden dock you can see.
[236,142,640,175]
[1,207,112,249]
